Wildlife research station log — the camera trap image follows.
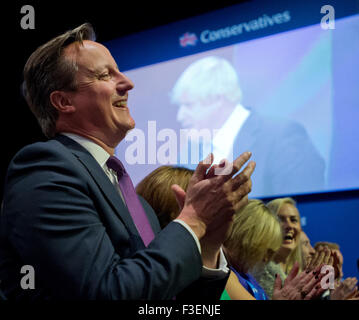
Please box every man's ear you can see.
[50,91,75,113]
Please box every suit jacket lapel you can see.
[233,110,261,155]
[53,134,141,239]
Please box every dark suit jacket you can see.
[0,135,227,300]
[233,111,325,197]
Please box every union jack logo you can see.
[179,32,198,47]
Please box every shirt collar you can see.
[211,103,250,161]
[60,133,111,169]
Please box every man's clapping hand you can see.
[172,152,255,267]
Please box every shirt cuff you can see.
[173,219,201,253]
[202,247,230,279]
[173,220,229,279]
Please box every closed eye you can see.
[98,72,111,80]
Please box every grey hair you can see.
[170,56,242,105]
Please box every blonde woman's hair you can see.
[267,197,303,274]
[224,199,282,273]
[136,166,194,229]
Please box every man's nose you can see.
[116,72,134,94]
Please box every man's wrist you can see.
[176,208,206,240]
[201,246,221,269]
[202,247,230,278]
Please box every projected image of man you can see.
[171,56,325,197]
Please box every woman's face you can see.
[277,203,301,252]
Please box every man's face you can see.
[64,40,135,145]
[176,95,222,130]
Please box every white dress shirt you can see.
[212,103,250,163]
[61,133,229,277]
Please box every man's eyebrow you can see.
[103,64,120,71]
[79,65,99,76]
[80,64,120,76]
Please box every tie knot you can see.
[106,156,126,177]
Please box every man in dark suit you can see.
[0,24,255,300]
[171,56,325,197]
[232,109,325,196]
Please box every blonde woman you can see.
[270,198,303,272]
[224,199,325,300]
[224,199,282,300]
[251,197,302,298]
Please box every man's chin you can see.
[128,120,135,131]
[122,121,136,135]
[122,118,136,131]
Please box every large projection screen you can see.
[106,0,359,198]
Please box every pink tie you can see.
[106,156,155,246]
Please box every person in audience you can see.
[329,277,359,300]
[306,243,340,299]
[136,166,193,229]
[138,172,324,300]
[300,231,316,270]
[298,231,359,300]
[305,244,333,275]
[250,197,302,298]
[269,198,303,273]
[225,199,324,300]
[223,199,281,299]
[302,236,334,299]
[314,241,343,281]
[310,241,359,300]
